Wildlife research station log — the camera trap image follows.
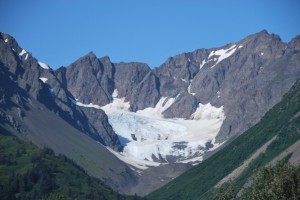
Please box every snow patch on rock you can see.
[217,91,221,98]
[112,89,118,98]
[191,103,224,120]
[39,77,48,83]
[200,59,206,69]
[136,97,176,118]
[19,49,27,56]
[102,91,130,112]
[209,44,237,68]
[19,49,29,60]
[188,83,195,96]
[181,78,188,83]
[69,98,102,109]
[38,61,50,70]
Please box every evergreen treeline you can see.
[215,161,300,199]
[0,134,141,200]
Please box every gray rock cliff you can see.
[59,30,300,144]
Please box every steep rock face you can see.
[58,54,153,110]
[163,93,198,119]
[0,33,122,151]
[0,32,141,193]
[98,56,115,97]
[60,30,300,146]
[127,71,161,111]
[288,35,300,51]
[153,51,204,97]
[79,106,121,150]
[194,30,299,142]
[0,33,56,115]
[155,30,300,142]
[114,62,150,98]
[61,52,112,106]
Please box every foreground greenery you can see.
[148,81,300,200]
[0,134,141,200]
[215,161,300,199]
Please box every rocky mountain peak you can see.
[62,51,112,106]
[113,61,150,98]
[0,32,21,52]
[98,55,112,65]
[0,34,123,151]
[86,50,97,58]
[71,51,100,70]
[251,29,281,40]
[288,35,300,50]
[240,29,283,48]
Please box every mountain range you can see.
[0,30,299,197]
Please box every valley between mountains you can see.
[0,30,300,197]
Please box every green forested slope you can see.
[148,80,300,200]
[214,161,300,199]
[0,134,141,200]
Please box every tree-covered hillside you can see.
[0,133,142,200]
[148,80,300,200]
[214,161,300,199]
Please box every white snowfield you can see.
[209,44,237,68]
[19,49,29,61]
[200,59,206,69]
[199,44,242,69]
[39,77,48,83]
[38,61,50,70]
[187,82,196,96]
[19,49,27,56]
[71,89,226,169]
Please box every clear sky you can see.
[1,0,300,69]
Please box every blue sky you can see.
[1,0,300,69]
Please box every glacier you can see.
[71,90,225,169]
[104,90,225,168]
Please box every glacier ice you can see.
[72,89,226,169]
